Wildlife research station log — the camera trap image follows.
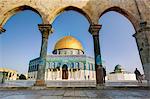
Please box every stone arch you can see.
[50,6,92,24]
[0,5,44,27]
[99,6,140,31]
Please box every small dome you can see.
[114,64,125,73]
[54,36,84,51]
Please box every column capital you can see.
[139,21,150,32]
[0,26,6,34]
[133,22,150,38]
[38,24,53,38]
[89,24,102,36]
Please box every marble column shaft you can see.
[35,24,52,86]
[89,24,104,85]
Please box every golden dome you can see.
[54,36,84,51]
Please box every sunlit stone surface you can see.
[0,88,150,99]
[0,80,148,87]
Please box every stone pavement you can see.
[0,80,148,88]
[0,80,150,99]
[0,88,150,99]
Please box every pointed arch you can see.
[0,5,44,27]
[99,6,140,31]
[50,6,92,24]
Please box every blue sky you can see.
[0,10,143,74]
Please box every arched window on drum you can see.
[91,63,94,71]
[84,63,86,70]
[71,62,74,69]
[75,62,79,69]
[79,62,84,70]
[88,63,90,70]
[56,62,60,70]
[57,62,61,67]
[51,62,55,68]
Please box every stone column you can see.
[133,22,150,86]
[34,24,52,86]
[89,24,104,86]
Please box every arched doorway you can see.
[62,64,68,79]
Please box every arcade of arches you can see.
[0,0,150,86]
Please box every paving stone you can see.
[74,90,87,97]
[0,95,41,99]
[0,88,150,99]
[64,90,75,97]
[62,96,76,99]
[41,96,63,99]
[53,90,65,96]
[84,90,97,98]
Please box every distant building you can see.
[0,68,18,80]
[107,64,136,81]
[24,73,28,79]
[28,36,95,80]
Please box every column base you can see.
[143,63,150,86]
[34,80,46,86]
[96,84,105,89]
[96,66,104,84]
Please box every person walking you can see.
[134,68,142,83]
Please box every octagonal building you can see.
[28,36,95,80]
